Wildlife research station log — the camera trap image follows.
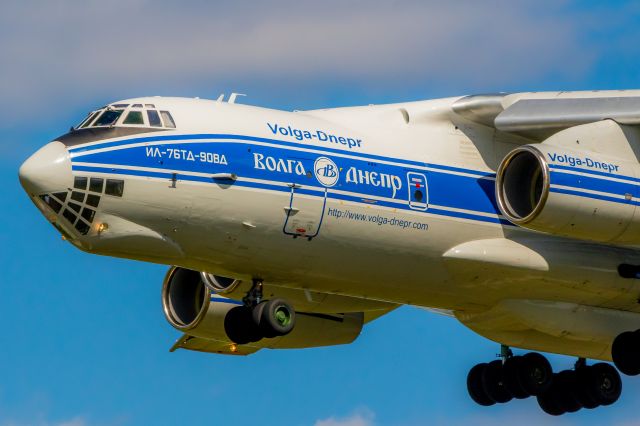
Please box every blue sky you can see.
[3,1,640,425]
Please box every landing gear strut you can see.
[467,347,621,416]
[224,279,296,344]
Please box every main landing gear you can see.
[224,279,296,344]
[467,346,622,415]
[612,330,640,375]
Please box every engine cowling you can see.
[496,133,640,243]
[162,266,364,349]
[495,120,640,243]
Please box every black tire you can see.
[554,370,582,413]
[252,301,279,338]
[574,367,600,409]
[586,363,622,406]
[502,356,529,399]
[467,363,495,406]
[612,331,640,376]
[518,352,553,395]
[482,360,512,404]
[537,388,566,416]
[224,306,262,344]
[260,298,295,336]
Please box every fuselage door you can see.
[283,184,328,239]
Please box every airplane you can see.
[18,90,640,416]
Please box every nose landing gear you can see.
[224,279,296,344]
[467,348,621,416]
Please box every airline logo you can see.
[314,157,340,187]
[267,123,363,150]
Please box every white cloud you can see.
[314,408,375,426]
[0,0,610,130]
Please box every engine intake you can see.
[496,121,640,243]
[497,147,549,224]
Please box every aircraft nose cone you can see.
[19,141,73,195]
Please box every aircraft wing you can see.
[452,90,640,140]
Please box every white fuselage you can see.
[20,95,640,361]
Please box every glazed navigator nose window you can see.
[105,179,125,197]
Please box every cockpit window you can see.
[93,109,124,126]
[72,103,176,131]
[77,110,101,129]
[147,110,162,127]
[123,111,144,125]
[160,111,176,128]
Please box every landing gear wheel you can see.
[574,367,600,409]
[612,330,640,376]
[502,356,529,399]
[467,363,495,406]
[224,306,262,344]
[260,298,295,337]
[586,363,622,406]
[536,386,566,416]
[518,352,553,396]
[251,301,277,338]
[554,370,582,413]
[481,360,512,404]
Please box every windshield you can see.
[73,104,177,130]
[76,110,101,128]
[93,109,124,126]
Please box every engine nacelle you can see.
[162,266,364,349]
[496,140,640,243]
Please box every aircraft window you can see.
[132,104,143,108]
[75,220,90,235]
[93,109,124,126]
[81,207,96,223]
[86,194,100,208]
[112,103,129,108]
[105,179,124,197]
[145,104,156,108]
[147,110,162,127]
[123,111,144,125]
[89,177,104,193]
[52,191,68,202]
[71,191,85,203]
[68,202,82,213]
[62,208,77,224]
[77,111,100,129]
[160,111,176,128]
[39,195,62,213]
[74,176,88,190]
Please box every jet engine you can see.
[161,266,364,350]
[495,121,640,244]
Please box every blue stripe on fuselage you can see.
[72,163,509,225]
[68,133,640,227]
[71,138,501,217]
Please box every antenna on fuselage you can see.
[228,93,246,104]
